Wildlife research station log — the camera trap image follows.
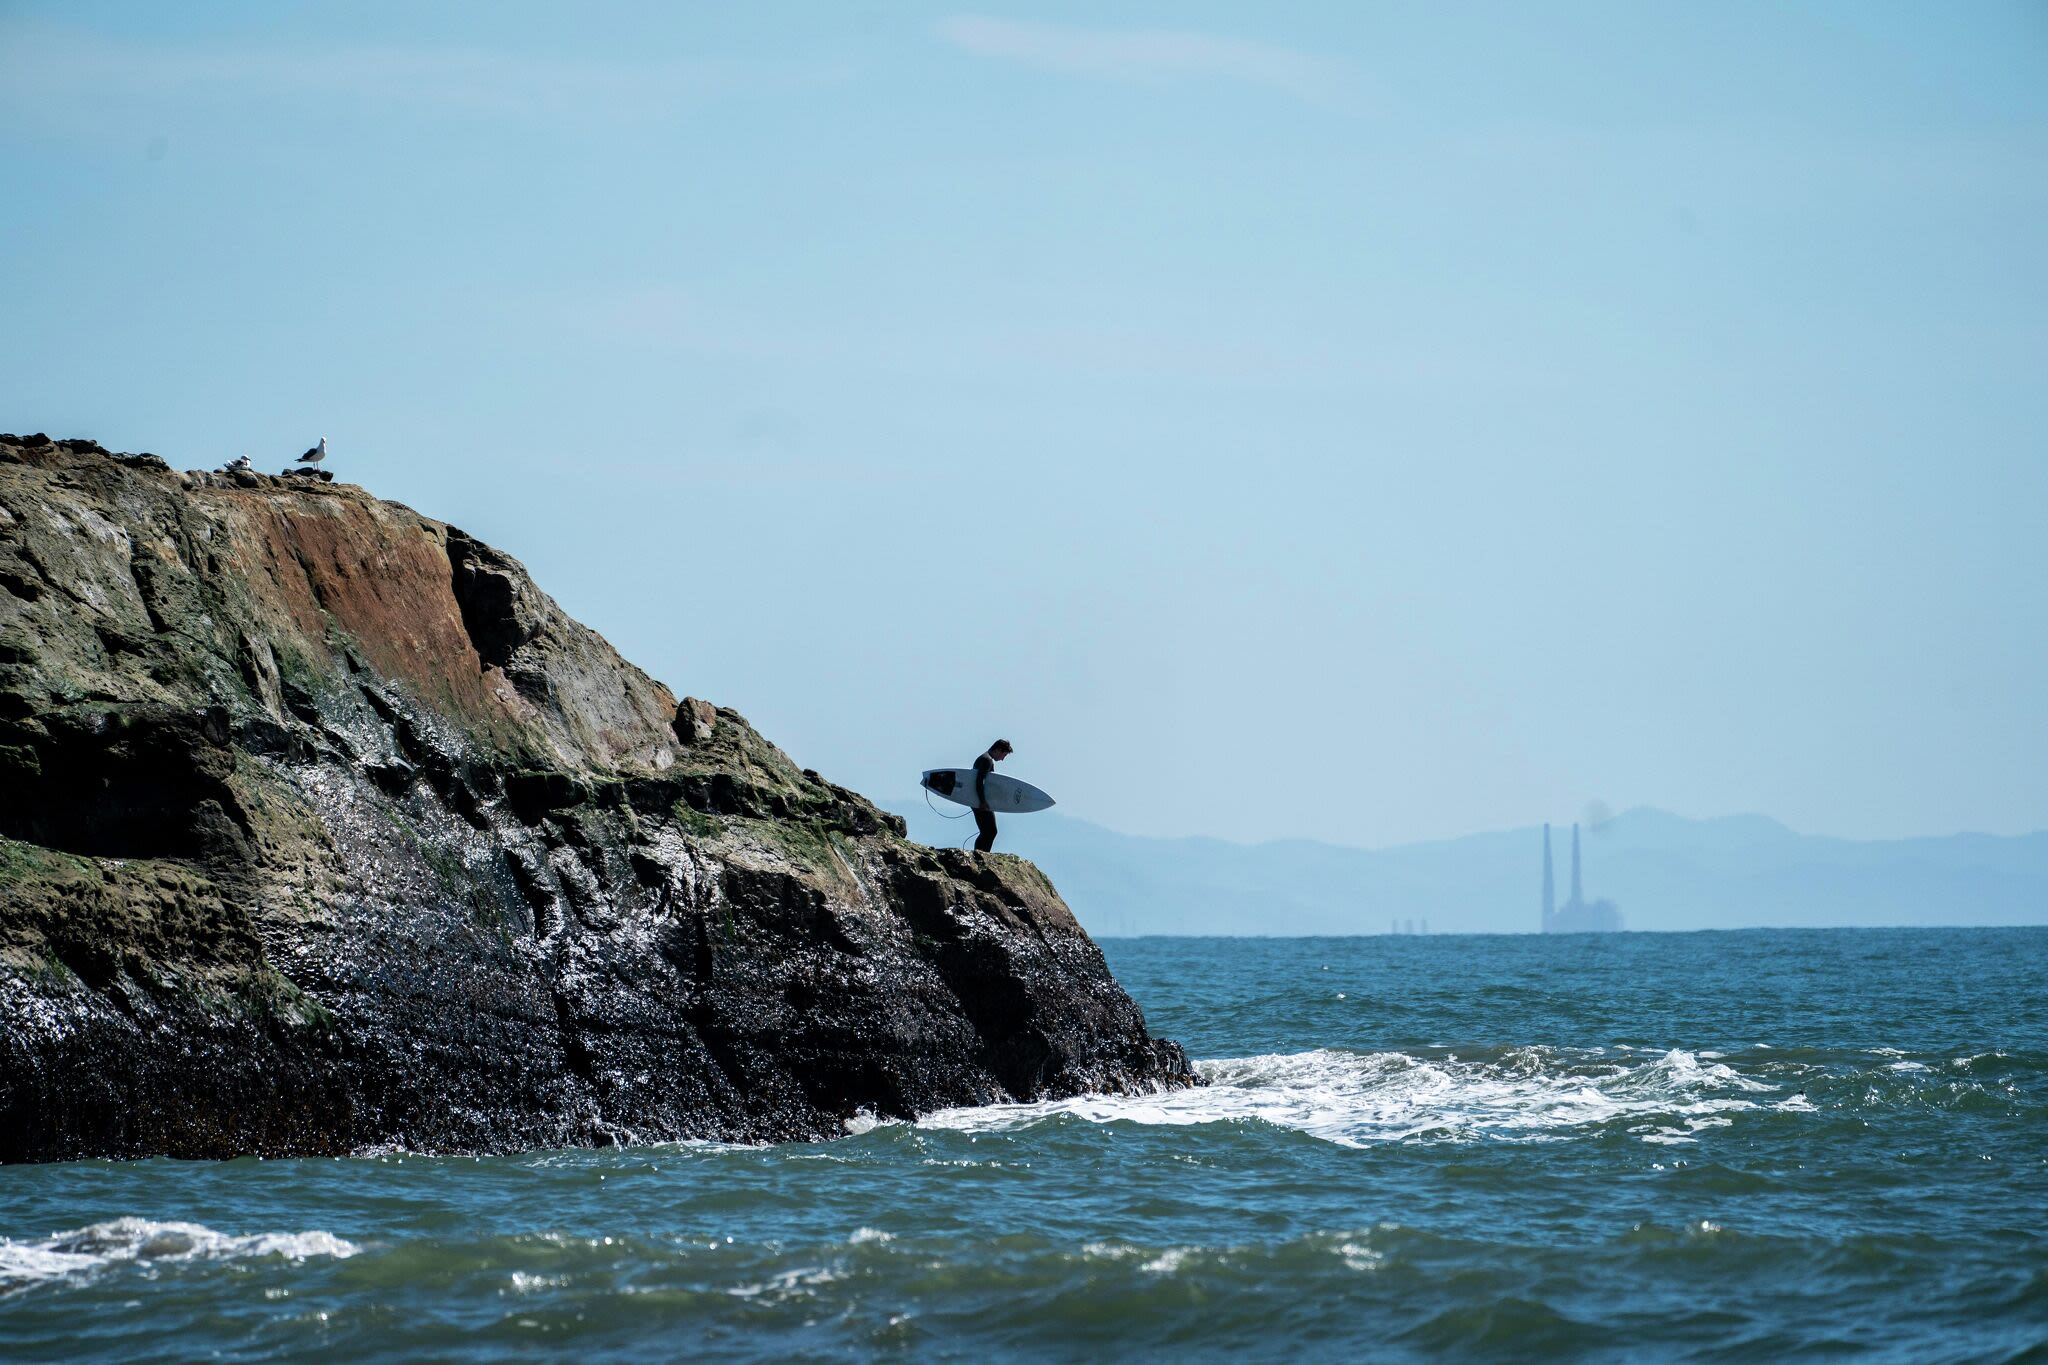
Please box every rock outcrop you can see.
[0,434,1193,1162]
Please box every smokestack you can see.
[1571,822,1584,905]
[1542,823,1555,929]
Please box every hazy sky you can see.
[3,2,2043,846]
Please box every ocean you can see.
[3,928,2044,1362]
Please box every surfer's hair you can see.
[991,739,1012,753]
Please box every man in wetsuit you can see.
[972,739,1013,853]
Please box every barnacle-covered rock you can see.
[0,437,1193,1161]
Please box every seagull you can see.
[296,437,327,465]
[225,455,252,471]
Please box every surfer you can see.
[972,739,1013,852]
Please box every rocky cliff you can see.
[0,435,1193,1162]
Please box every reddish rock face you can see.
[198,474,683,773]
[0,436,1194,1161]
[246,497,514,728]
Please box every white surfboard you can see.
[920,768,1055,814]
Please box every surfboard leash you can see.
[923,784,984,849]
[923,787,972,819]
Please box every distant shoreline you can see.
[892,802,2048,937]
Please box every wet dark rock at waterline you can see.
[0,436,1194,1162]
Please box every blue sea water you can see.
[4,928,2046,1362]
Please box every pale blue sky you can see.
[3,2,2043,845]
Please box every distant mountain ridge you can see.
[888,802,2048,936]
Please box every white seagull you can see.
[226,455,252,471]
[296,437,327,465]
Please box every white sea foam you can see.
[0,1218,358,1288]
[917,1047,1784,1148]
[726,1265,844,1301]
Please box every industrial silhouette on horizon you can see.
[1542,822,1624,933]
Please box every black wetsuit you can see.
[972,751,998,852]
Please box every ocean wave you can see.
[0,1218,358,1289]
[917,1047,1787,1147]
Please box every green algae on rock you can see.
[0,434,1194,1161]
